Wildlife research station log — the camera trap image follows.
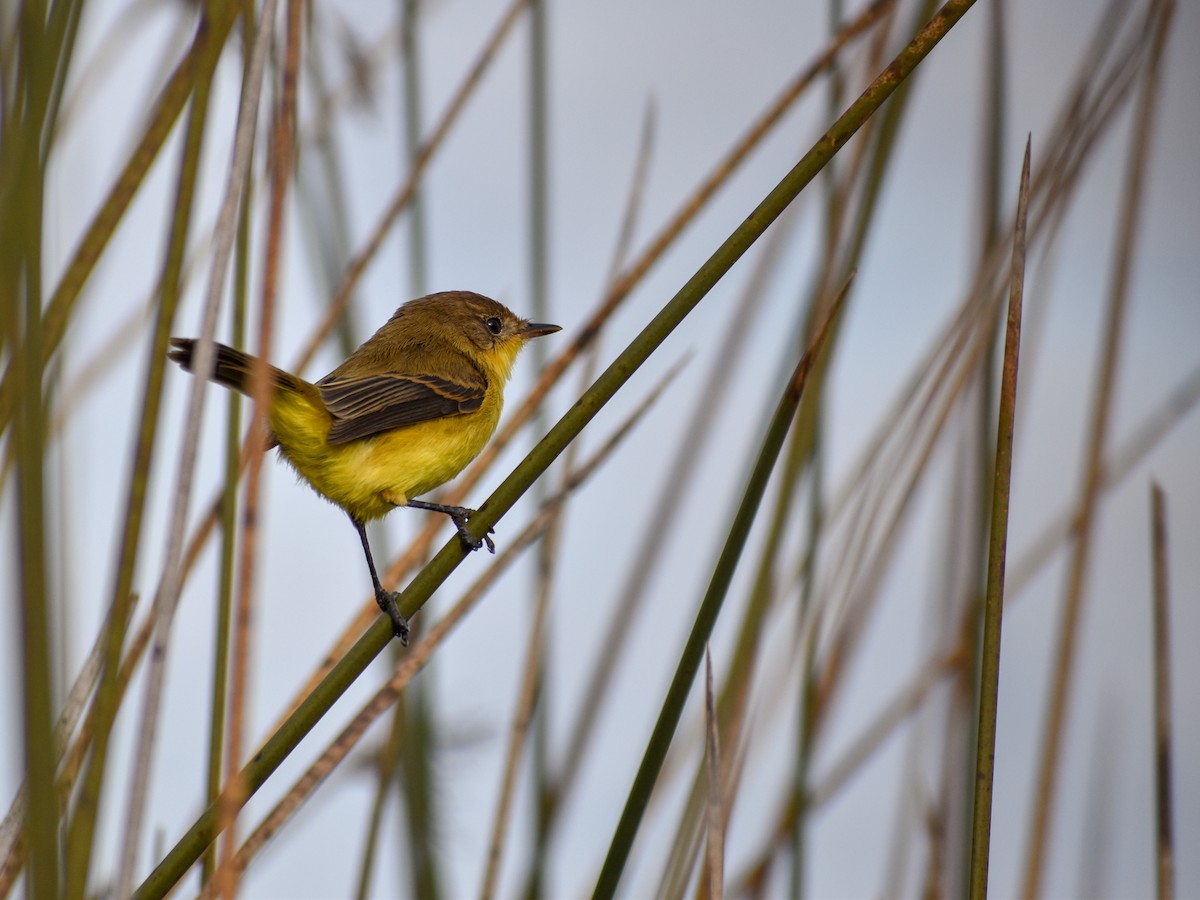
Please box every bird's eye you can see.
[485,316,503,335]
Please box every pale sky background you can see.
[2,0,1198,897]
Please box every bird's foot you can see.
[407,499,495,553]
[448,508,496,554]
[374,588,410,646]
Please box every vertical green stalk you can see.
[789,2,844,889]
[1149,483,1175,900]
[972,0,1006,475]
[978,0,1006,255]
[967,137,1029,900]
[702,651,724,899]
[790,616,821,899]
[957,4,1007,892]
[789,435,825,900]
[526,2,553,896]
[3,5,66,896]
[12,169,58,900]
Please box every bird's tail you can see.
[168,338,309,397]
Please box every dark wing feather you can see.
[319,371,485,444]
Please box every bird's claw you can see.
[374,589,410,646]
[453,512,495,554]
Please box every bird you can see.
[168,290,561,643]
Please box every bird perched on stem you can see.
[169,290,561,644]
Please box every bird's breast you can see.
[271,387,502,523]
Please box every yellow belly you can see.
[267,387,501,523]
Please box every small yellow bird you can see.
[169,290,560,643]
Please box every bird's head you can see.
[395,291,561,381]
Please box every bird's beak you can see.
[520,322,562,339]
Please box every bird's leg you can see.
[353,518,409,645]
[406,499,496,553]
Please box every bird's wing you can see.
[318,370,485,444]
